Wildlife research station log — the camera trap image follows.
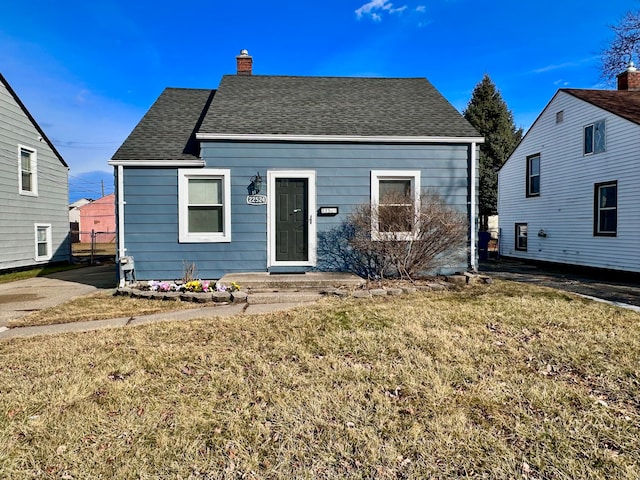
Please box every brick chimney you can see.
[617,62,640,90]
[236,49,252,76]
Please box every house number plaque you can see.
[246,195,267,205]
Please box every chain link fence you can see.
[71,230,116,264]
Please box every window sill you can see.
[179,235,232,243]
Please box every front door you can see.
[276,178,308,261]
[268,171,316,267]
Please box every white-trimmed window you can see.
[371,170,420,240]
[19,145,38,195]
[178,169,231,243]
[526,154,540,197]
[594,181,617,237]
[515,223,527,251]
[584,120,605,155]
[34,224,52,261]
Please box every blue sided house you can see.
[110,50,483,282]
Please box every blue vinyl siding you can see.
[121,142,472,280]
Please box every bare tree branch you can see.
[600,10,640,83]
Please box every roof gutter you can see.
[116,165,127,288]
[108,159,206,167]
[195,133,485,144]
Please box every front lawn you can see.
[8,291,202,328]
[1,281,638,479]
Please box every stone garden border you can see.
[114,273,492,305]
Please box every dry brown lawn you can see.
[8,291,201,328]
[1,281,639,479]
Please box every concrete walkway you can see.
[0,265,334,341]
[3,261,638,341]
[0,300,320,340]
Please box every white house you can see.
[498,65,640,273]
[0,72,70,270]
[69,198,92,225]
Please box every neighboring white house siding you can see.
[498,91,640,272]
[0,79,69,270]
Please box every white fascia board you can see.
[195,133,485,144]
[108,159,206,167]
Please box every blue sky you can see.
[1,0,636,201]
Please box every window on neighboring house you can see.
[34,224,52,261]
[178,169,231,243]
[584,120,605,155]
[526,154,540,197]
[594,181,617,236]
[19,146,38,195]
[370,170,420,240]
[556,111,564,123]
[515,223,528,251]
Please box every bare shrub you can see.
[181,261,198,283]
[347,190,468,280]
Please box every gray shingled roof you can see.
[112,88,215,161]
[562,88,640,126]
[199,75,480,138]
[112,75,481,162]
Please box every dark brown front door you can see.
[275,178,308,262]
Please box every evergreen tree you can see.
[463,75,523,231]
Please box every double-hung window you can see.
[515,223,528,251]
[370,170,420,240]
[526,154,540,197]
[19,145,38,195]
[584,120,605,155]
[594,181,617,236]
[34,224,52,261]
[178,169,231,243]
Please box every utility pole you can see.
[101,179,104,197]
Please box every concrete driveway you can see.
[0,264,117,327]
[480,259,640,309]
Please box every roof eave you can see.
[108,159,206,167]
[0,72,68,168]
[195,133,484,144]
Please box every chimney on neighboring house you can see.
[617,62,640,90]
[236,49,253,76]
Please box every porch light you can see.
[249,172,262,195]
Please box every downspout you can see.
[117,165,126,287]
[470,142,478,272]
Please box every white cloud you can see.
[532,62,578,74]
[531,56,598,74]
[415,5,426,12]
[355,0,408,21]
[75,89,91,105]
